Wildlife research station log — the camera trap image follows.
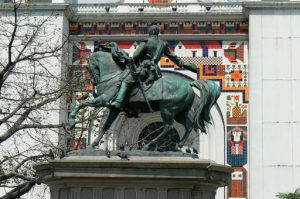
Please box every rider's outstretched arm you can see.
[164,44,198,73]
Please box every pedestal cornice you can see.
[34,155,233,188]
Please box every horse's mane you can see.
[98,42,130,70]
[86,48,129,86]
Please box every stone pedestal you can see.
[34,152,232,199]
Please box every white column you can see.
[249,8,300,199]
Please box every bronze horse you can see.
[68,50,221,151]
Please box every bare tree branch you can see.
[0,171,35,182]
[0,92,63,143]
[0,181,36,199]
[0,2,70,198]
[15,123,65,131]
[14,153,53,171]
[0,1,21,94]
[0,93,35,125]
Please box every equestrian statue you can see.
[68,25,221,151]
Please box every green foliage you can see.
[277,193,300,199]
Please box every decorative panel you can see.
[69,20,248,36]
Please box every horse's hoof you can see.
[177,143,184,148]
[91,142,99,148]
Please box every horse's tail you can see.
[190,79,221,133]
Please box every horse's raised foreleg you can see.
[91,109,119,148]
[68,95,108,129]
[142,107,174,151]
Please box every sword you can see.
[129,61,154,113]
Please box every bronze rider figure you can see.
[110,25,198,109]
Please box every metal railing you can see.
[70,2,244,14]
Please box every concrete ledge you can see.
[243,1,300,10]
[35,155,232,199]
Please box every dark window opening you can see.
[192,51,196,58]
[213,51,218,57]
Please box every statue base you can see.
[34,151,232,199]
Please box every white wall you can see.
[0,9,68,199]
[249,9,300,199]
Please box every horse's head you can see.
[86,51,124,85]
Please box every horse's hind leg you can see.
[91,109,119,148]
[175,96,194,148]
[177,113,194,148]
[142,107,174,151]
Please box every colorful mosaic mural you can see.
[227,126,248,198]
[226,95,248,124]
[228,167,247,199]
[69,20,248,35]
[227,126,247,167]
[69,37,249,199]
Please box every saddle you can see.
[94,69,165,103]
[128,77,165,102]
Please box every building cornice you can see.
[66,2,245,22]
[67,13,245,23]
[0,3,68,11]
[243,1,300,10]
[242,1,300,16]
[69,34,248,41]
[2,1,300,19]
